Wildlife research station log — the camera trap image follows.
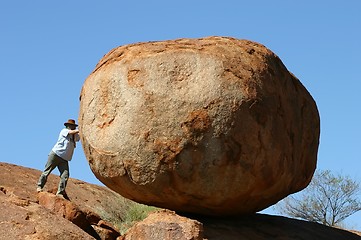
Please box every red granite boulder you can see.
[79,36,320,216]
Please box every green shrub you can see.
[94,195,159,235]
[118,202,158,234]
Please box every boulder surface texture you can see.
[79,36,320,216]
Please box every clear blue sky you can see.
[1,1,360,229]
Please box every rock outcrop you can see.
[121,209,203,240]
[1,163,360,239]
[0,162,129,239]
[38,192,119,239]
[79,36,320,216]
[121,210,361,240]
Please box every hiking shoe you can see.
[36,187,43,193]
[56,193,65,199]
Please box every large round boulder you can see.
[79,36,320,216]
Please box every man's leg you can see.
[37,151,57,190]
[56,158,69,196]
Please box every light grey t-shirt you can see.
[52,128,80,161]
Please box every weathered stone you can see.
[0,162,125,240]
[122,211,361,240]
[34,192,120,239]
[0,191,94,240]
[79,36,320,215]
[2,163,360,240]
[121,210,203,240]
[38,192,99,238]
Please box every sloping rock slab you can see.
[121,210,361,240]
[0,162,130,239]
[0,192,94,240]
[199,213,361,240]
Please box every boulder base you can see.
[122,211,361,240]
[120,210,203,240]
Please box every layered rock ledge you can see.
[0,162,123,239]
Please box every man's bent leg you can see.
[37,151,57,189]
[57,158,69,195]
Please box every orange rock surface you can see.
[79,37,320,216]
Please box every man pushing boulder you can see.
[36,119,80,198]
